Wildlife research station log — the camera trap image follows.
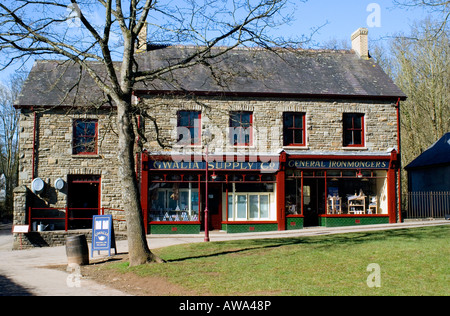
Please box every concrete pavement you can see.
[0,220,448,296]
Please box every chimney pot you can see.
[351,28,369,59]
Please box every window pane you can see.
[179,191,189,211]
[244,130,250,144]
[167,190,177,210]
[294,114,303,128]
[284,113,293,128]
[260,195,269,218]
[230,112,240,127]
[241,113,251,126]
[294,129,303,144]
[228,195,233,220]
[344,130,353,145]
[354,130,362,145]
[236,195,247,218]
[344,115,353,128]
[191,191,199,213]
[353,115,362,129]
[178,111,200,145]
[189,127,196,142]
[285,131,293,145]
[152,191,166,211]
[178,111,189,126]
[249,195,259,218]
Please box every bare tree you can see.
[372,19,449,208]
[389,20,449,163]
[393,0,450,36]
[0,72,25,219]
[0,0,303,266]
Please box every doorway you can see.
[203,183,222,230]
[67,175,100,229]
[302,178,325,226]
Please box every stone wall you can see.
[17,108,124,219]
[12,229,127,250]
[14,96,398,238]
[141,95,398,154]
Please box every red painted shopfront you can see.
[284,150,399,228]
[139,152,285,234]
[139,151,399,234]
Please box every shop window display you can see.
[150,182,199,221]
[285,169,388,217]
[327,170,388,214]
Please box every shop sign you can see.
[287,159,389,169]
[91,215,117,257]
[149,161,279,171]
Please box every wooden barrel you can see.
[65,234,89,265]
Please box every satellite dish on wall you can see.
[54,178,65,191]
[31,178,45,194]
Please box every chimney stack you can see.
[136,22,148,53]
[351,28,369,59]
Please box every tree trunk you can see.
[116,98,164,266]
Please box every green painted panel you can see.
[224,223,278,233]
[286,217,304,230]
[149,224,201,234]
[318,216,389,227]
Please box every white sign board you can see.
[12,225,30,233]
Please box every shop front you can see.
[285,152,398,228]
[140,153,282,234]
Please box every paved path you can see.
[0,220,448,296]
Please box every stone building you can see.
[13,28,406,246]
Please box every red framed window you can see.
[343,113,365,147]
[177,110,201,145]
[283,112,306,146]
[73,119,98,155]
[229,111,252,146]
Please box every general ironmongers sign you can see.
[149,160,280,171]
[287,159,389,169]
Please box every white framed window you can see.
[226,183,274,220]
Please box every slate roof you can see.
[405,132,450,169]
[14,46,406,107]
[14,60,114,108]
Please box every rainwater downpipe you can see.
[32,109,36,180]
[395,98,402,222]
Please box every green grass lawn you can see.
[111,225,449,296]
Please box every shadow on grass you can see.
[164,225,449,263]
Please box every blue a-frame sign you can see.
[91,215,117,257]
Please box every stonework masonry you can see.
[141,95,398,154]
[18,109,121,208]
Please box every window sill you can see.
[229,144,257,149]
[283,146,309,150]
[72,154,102,159]
[341,147,368,151]
[172,145,202,149]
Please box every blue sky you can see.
[282,0,429,45]
[0,0,435,84]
